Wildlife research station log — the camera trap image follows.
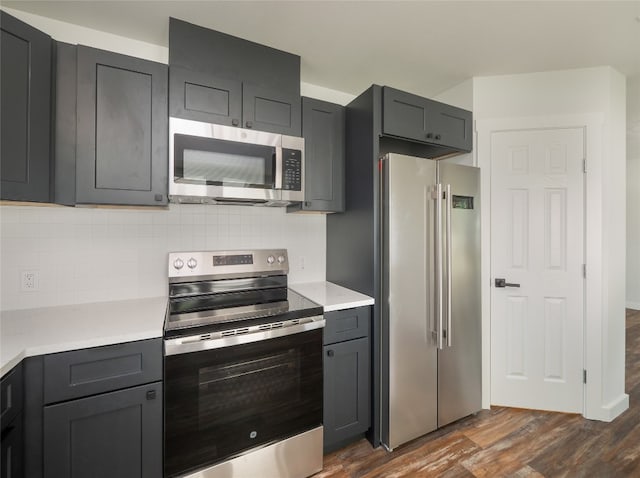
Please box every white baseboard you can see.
[626,301,640,311]
[586,393,629,422]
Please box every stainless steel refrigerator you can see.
[380,153,481,450]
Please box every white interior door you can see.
[490,127,585,413]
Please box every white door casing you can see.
[490,127,585,413]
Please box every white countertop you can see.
[289,281,374,312]
[0,296,167,378]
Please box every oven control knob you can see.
[187,257,198,269]
[277,255,286,264]
[267,255,275,264]
[173,258,184,270]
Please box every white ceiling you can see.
[4,1,640,99]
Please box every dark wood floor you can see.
[315,308,640,477]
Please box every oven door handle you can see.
[164,316,325,356]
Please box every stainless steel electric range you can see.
[163,249,324,478]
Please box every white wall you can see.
[627,76,640,310]
[448,66,628,421]
[0,204,326,311]
[2,7,168,63]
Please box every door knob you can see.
[495,278,520,288]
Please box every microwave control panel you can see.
[282,148,302,191]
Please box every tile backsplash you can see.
[0,204,326,311]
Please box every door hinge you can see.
[583,264,586,278]
[583,369,587,384]
[583,159,587,173]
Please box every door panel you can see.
[490,128,584,413]
[437,163,482,427]
[323,338,370,449]
[299,97,345,212]
[0,12,52,202]
[169,66,242,126]
[76,46,168,206]
[382,153,437,449]
[243,83,301,136]
[43,382,162,478]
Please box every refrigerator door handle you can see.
[436,183,444,350]
[446,184,453,348]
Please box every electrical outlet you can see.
[21,270,39,291]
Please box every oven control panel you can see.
[168,249,288,279]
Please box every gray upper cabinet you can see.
[288,97,345,213]
[75,46,168,206]
[55,43,168,206]
[0,11,52,203]
[382,86,472,152]
[169,18,301,136]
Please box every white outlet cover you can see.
[21,270,40,292]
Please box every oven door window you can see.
[164,329,322,478]
[174,134,276,189]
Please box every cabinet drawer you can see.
[323,307,370,345]
[44,339,162,405]
[1,362,23,431]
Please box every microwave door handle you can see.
[275,147,283,189]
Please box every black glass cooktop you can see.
[164,288,322,339]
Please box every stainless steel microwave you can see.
[169,117,304,206]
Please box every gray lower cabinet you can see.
[56,43,169,206]
[288,97,345,213]
[29,338,164,478]
[0,11,52,203]
[43,382,162,478]
[323,306,371,452]
[1,415,23,478]
[1,362,24,478]
[382,86,472,152]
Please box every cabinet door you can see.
[1,415,23,478]
[1,362,23,430]
[323,338,370,450]
[43,382,162,478]
[382,86,430,142]
[298,97,344,212]
[243,83,301,136]
[169,66,242,126]
[76,46,168,205]
[426,101,472,152]
[0,12,52,202]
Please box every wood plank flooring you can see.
[315,308,640,477]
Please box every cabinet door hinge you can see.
[583,159,587,173]
[583,369,587,384]
[583,264,587,278]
